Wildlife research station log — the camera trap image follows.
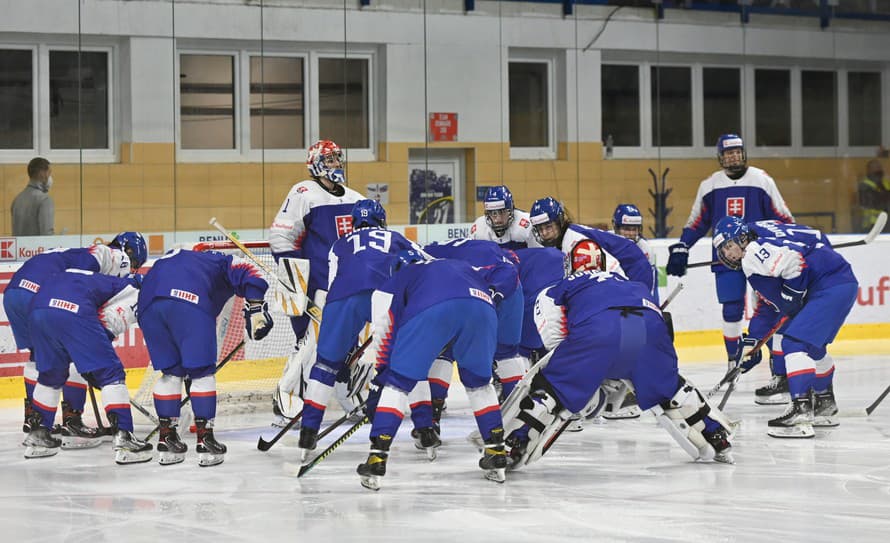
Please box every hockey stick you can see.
[257,335,373,451]
[297,415,369,478]
[706,316,789,403]
[209,217,323,325]
[660,282,684,311]
[839,384,890,418]
[87,385,110,436]
[688,211,888,269]
[142,340,245,442]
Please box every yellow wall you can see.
[1,141,880,236]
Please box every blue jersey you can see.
[327,228,421,303]
[514,248,564,350]
[545,271,661,330]
[8,245,127,294]
[680,166,793,269]
[30,270,136,319]
[376,259,495,333]
[560,224,654,292]
[423,239,520,299]
[138,249,268,318]
[741,225,856,310]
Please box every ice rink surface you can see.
[2,355,889,543]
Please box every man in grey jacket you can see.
[12,157,54,236]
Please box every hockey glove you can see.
[736,334,763,373]
[244,299,273,341]
[666,243,690,277]
[778,284,806,317]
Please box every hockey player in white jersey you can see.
[470,185,540,249]
[610,203,658,304]
[666,134,794,400]
[268,140,363,427]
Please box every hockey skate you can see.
[196,418,227,467]
[271,393,300,430]
[755,375,791,405]
[813,386,840,428]
[702,428,735,464]
[411,427,442,461]
[157,418,188,465]
[357,435,392,491]
[298,427,318,462]
[601,380,641,420]
[23,398,35,433]
[112,430,154,464]
[23,412,62,459]
[59,401,103,450]
[479,427,507,483]
[767,394,815,438]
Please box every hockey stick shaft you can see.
[209,217,323,325]
[866,384,890,416]
[660,282,684,310]
[142,340,245,442]
[706,316,789,400]
[256,335,373,451]
[88,385,108,433]
[297,416,369,478]
[689,211,888,269]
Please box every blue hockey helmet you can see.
[110,231,147,271]
[351,199,387,229]
[716,133,747,175]
[612,203,643,241]
[529,197,567,247]
[390,248,424,275]
[483,185,515,237]
[307,139,346,184]
[712,216,750,270]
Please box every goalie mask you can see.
[307,139,346,184]
[716,134,747,176]
[566,239,605,276]
[110,231,148,271]
[529,197,567,248]
[712,216,751,270]
[352,199,387,229]
[483,185,515,237]
[612,203,643,242]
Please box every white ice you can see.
[2,355,890,543]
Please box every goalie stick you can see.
[256,335,374,451]
[688,211,888,269]
[209,217,323,324]
[141,340,245,442]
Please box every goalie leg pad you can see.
[652,377,734,462]
[276,328,318,416]
[601,379,641,420]
[507,390,570,469]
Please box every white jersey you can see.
[92,245,132,278]
[469,210,541,249]
[606,234,656,269]
[269,179,363,293]
[560,228,627,279]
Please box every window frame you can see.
[507,50,557,160]
[0,43,116,163]
[176,47,376,163]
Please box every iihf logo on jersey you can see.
[726,197,745,217]
[335,215,354,237]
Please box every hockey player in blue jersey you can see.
[5,232,146,442]
[713,216,857,438]
[357,252,507,490]
[138,249,272,466]
[504,240,736,468]
[23,270,150,463]
[269,139,363,425]
[513,247,564,363]
[298,200,426,459]
[666,134,794,385]
[528,196,655,295]
[423,239,524,403]
[469,185,540,249]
